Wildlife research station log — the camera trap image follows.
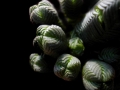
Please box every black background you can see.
[9,0,99,89]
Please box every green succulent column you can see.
[54,54,81,81]
[68,37,85,57]
[82,59,115,90]
[29,0,66,30]
[74,0,120,47]
[33,25,68,58]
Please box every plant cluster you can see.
[29,0,120,90]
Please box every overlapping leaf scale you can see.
[37,0,54,7]
[98,47,120,63]
[54,54,69,78]
[29,5,38,15]
[54,54,81,81]
[36,25,49,36]
[58,0,83,18]
[66,55,81,77]
[33,36,43,50]
[82,60,102,82]
[29,0,53,16]
[98,61,115,82]
[83,77,101,90]
[42,36,61,57]
[83,78,114,90]
[74,0,120,46]
[42,25,67,56]
[30,6,59,24]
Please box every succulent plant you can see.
[29,0,65,29]
[29,53,48,73]
[82,59,115,90]
[29,0,120,89]
[98,47,120,64]
[54,54,81,81]
[74,0,120,46]
[68,37,85,57]
[33,25,68,58]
